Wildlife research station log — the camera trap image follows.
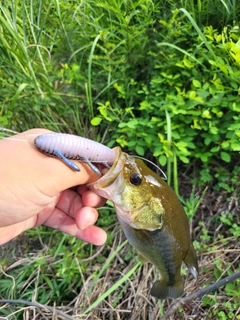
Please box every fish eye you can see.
[130,173,142,186]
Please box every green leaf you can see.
[126,119,138,129]
[135,145,145,156]
[204,137,212,146]
[159,154,167,166]
[220,152,231,162]
[139,100,152,110]
[193,79,201,88]
[153,150,162,157]
[231,143,240,151]
[221,141,229,149]
[210,126,218,134]
[128,140,136,147]
[91,117,102,126]
[202,110,211,119]
[179,155,189,163]
[189,90,196,100]
[118,122,127,128]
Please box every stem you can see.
[161,271,240,320]
[165,108,172,186]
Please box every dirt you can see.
[0,173,239,320]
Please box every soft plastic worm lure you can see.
[34,133,116,175]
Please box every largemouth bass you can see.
[88,147,198,299]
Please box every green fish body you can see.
[88,147,198,299]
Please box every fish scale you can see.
[88,147,198,300]
[34,133,198,300]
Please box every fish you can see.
[88,147,198,300]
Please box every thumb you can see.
[2,129,101,196]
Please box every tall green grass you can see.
[0,1,240,319]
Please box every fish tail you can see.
[150,278,184,300]
[184,243,199,278]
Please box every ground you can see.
[0,170,239,319]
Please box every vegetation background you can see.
[0,0,239,319]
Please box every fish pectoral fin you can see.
[184,243,199,278]
[150,279,184,300]
[138,253,148,263]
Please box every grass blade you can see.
[82,261,142,315]
[86,34,101,119]
[180,8,216,59]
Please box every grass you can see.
[0,128,239,319]
[0,0,240,318]
[0,193,239,319]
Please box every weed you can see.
[1,0,240,319]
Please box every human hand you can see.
[0,129,107,246]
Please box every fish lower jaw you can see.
[114,204,135,226]
[114,203,161,230]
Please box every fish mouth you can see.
[87,146,125,190]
